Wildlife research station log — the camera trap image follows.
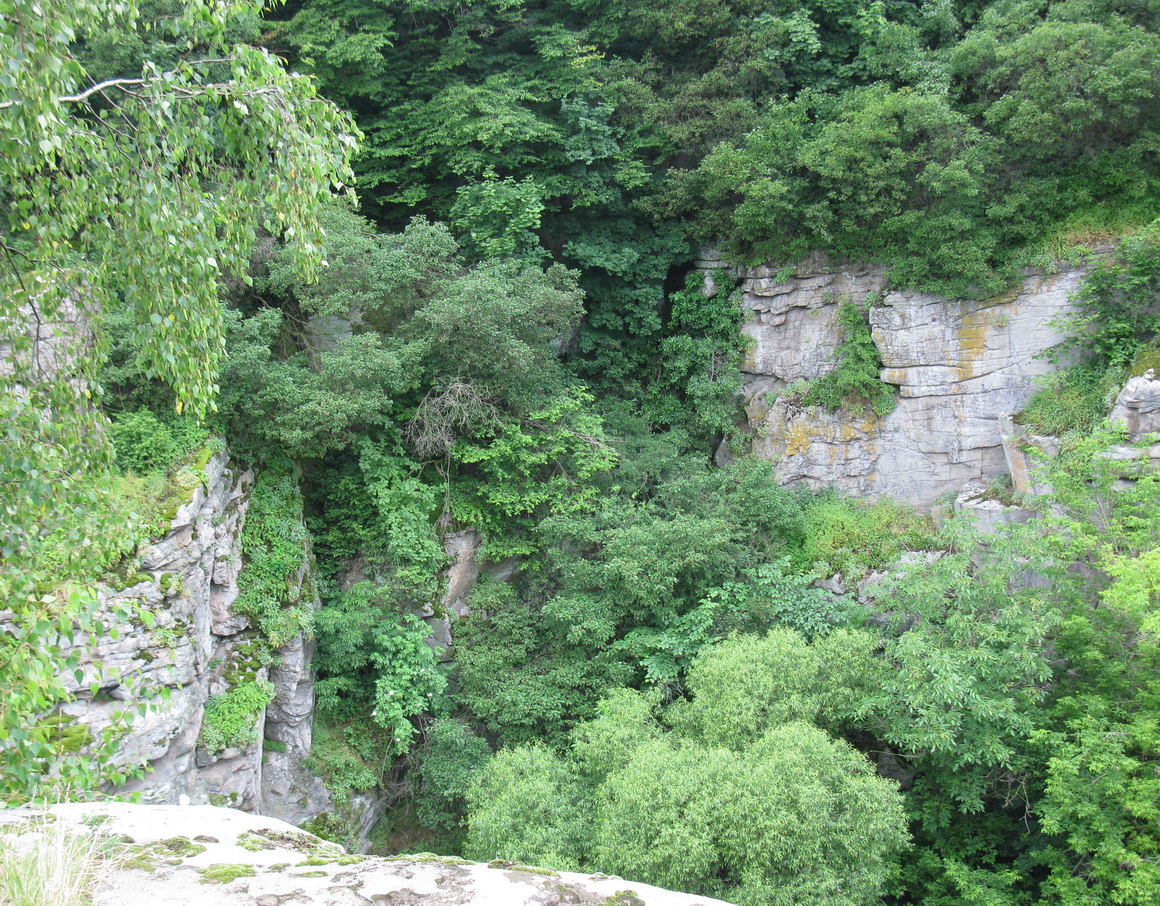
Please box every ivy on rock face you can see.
[236,464,314,650]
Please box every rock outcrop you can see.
[9,450,328,823]
[1111,370,1160,439]
[0,803,736,906]
[422,528,521,654]
[700,249,1090,508]
[2,298,335,827]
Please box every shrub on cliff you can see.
[798,298,897,417]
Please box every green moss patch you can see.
[604,893,646,906]
[488,859,559,876]
[297,854,363,866]
[129,836,207,868]
[385,853,473,865]
[1132,340,1160,377]
[197,863,257,884]
[239,826,344,858]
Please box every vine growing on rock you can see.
[235,463,314,650]
[797,297,896,416]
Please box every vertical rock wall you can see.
[30,450,327,822]
[701,248,1089,508]
[3,303,338,832]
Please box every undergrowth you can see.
[235,462,314,649]
[798,494,937,580]
[0,820,117,906]
[305,715,383,806]
[1015,364,1120,437]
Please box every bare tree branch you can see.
[0,59,238,109]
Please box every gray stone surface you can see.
[1,450,330,824]
[712,251,1090,509]
[1110,371,1160,439]
[423,529,521,653]
[739,254,887,395]
[999,417,1058,496]
[0,803,737,906]
[952,480,1035,535]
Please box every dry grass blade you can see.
[0,815,118,906]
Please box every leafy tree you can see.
[465,670,909,905]
[1057,227,1160,370]
[414,719,493,832]
[591,724,909,906]
[464,743,588,870]
[861,551,1058,817]
[313,581,446,757]
[671,627,885,748]
[1027,430,1160,905]
[685,86,1000,295]
[454,577,629,746]
[0,0,354,801]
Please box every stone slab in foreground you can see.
[0,803,736,906]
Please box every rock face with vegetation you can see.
[1111,371,1160,439]
[0,445,328,823]
[4,2,1160,905]
[0,803,734,906]
[702,249,1089,508]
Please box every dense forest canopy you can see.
[2,0,1159,905]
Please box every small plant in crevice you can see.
[793,296,896,416]
[199,680,276,754]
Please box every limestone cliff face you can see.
[699,249,1088,508]
[2,301,333,825]
[25,451,328,824]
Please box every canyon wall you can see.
[1,297,336,826]
[11,450,331,824]
[699,250,1088,508]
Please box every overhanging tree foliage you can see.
[0,0,356,800]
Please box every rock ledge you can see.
[0,803,735,906]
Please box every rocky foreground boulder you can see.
[0,802,735,906]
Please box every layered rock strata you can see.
[698,249,1089,508]
[13,450,326,822]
